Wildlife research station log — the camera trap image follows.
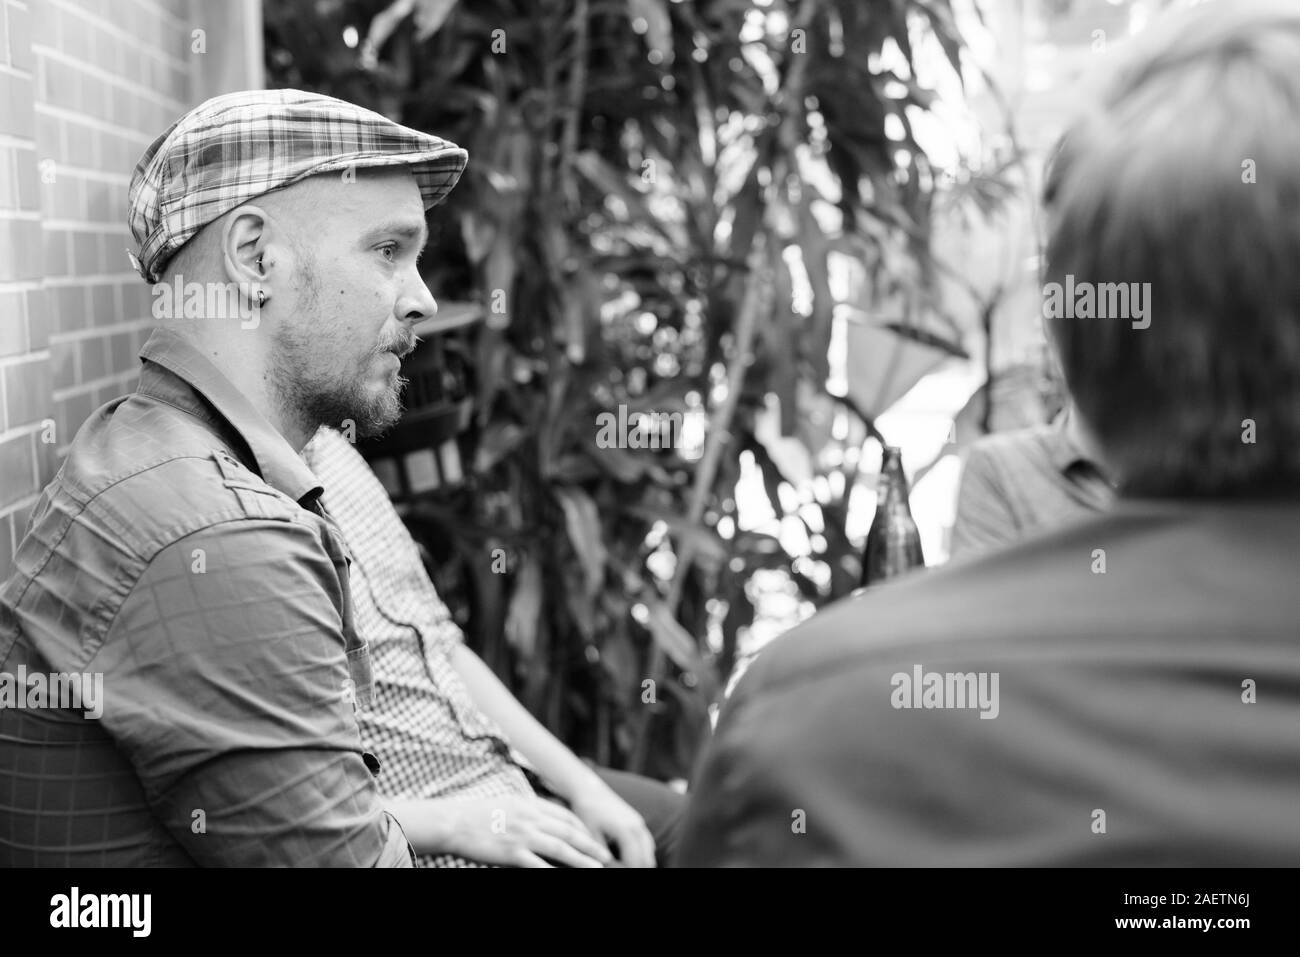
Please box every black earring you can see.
[257,290,267,307]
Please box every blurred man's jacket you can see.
[679,499,1300,865]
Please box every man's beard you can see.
[273,327,415,441]
[300,363,407,440]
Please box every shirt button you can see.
[362,751,382,777]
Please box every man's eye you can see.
[379,245,397,262]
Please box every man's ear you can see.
[221,204,274,287]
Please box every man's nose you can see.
[396,266,438,324]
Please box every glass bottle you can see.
[860,445,925,586]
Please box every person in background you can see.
[676,0,1300,866]
[949,397,1115,560]
[302,426,684,867]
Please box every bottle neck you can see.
[877,449,908,507]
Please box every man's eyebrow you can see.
[360,220,429,246]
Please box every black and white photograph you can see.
[0,0,1287,936]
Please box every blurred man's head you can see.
[1043,0,1300,497]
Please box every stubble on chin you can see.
[363,368,408,437]
[272,346,408,443]
[322,364,408,440]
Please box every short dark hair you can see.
[1043,0,1300,497]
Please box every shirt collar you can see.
[136,326,324,506]
[1046,407,1099,474]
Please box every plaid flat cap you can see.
[127,88,467,284]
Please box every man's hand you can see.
[568,781,657,868]
[431,794,614,868]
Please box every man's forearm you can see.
[450,644,602,799]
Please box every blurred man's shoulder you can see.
[742,495,1300,701]
[700,502,1300,865]
[735,539,1066,698]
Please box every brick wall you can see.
[0,0,261,578]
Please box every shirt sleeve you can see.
[89,518,412,867]
[949,444,1020,561]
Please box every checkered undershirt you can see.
[302,427,533,867]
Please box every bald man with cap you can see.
[0,89,465,866]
